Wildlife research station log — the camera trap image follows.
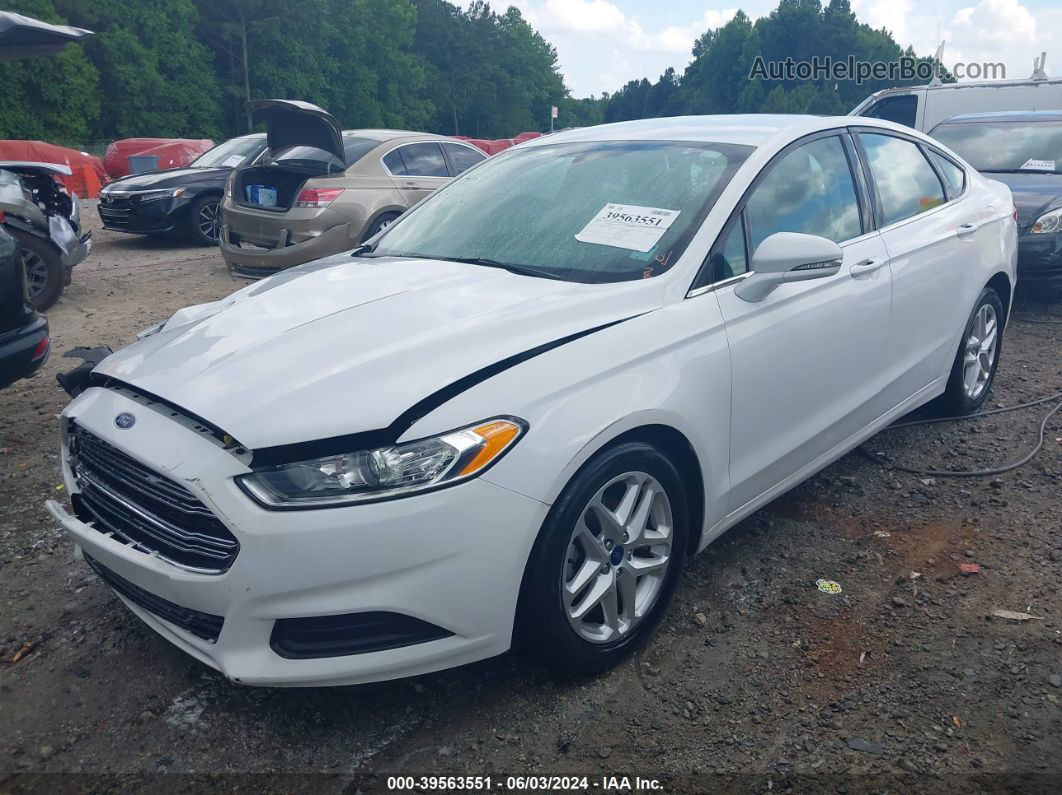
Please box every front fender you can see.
[404,296,734,535]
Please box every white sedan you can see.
[48,115,1016,686]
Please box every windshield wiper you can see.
[441,256,565,281]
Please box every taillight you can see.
[1012,207,1018,222]
[31,336,49,361]
[294,187,345,208]
[0,210,5,222]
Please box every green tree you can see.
[0,0,99,145]
[60,0,223,139]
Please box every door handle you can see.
[849,257,885,276]
[400,182,417,190]
[957,223,977,237]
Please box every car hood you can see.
[94,256,661,449]
[104,167,228,191]
[983,172,1062,227]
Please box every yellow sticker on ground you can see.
[816,579,842,594]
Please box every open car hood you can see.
[0,11,92,60]
[248,99,345,164]
[0,161,72,177]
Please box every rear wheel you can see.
[938,287,1004,415]
[11,230,63,311]
[189,195,222,246]
[361,211,400,243]
[519,442,688,674]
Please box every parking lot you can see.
[1,203,1060,792]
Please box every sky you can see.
[509,0,1062,98]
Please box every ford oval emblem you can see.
[114,412,136,430]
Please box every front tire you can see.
[519,441,688,674]
[11,230,64,311]
[188,195,222,246]
[938,286,1004,415]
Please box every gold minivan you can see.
[220,100,486,278]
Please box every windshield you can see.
[931,121,1062,174]
[371,140,753,283]
[191,136,266,168]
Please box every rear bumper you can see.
[220,221,352,277]
[0,311,48,389]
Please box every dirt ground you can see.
[1,202,1060,794]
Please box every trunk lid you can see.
[248,99,345,165]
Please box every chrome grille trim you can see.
[69,423,239,573]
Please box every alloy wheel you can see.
[962,303,997,399]
[198,201,221,242]
[21,249,47,302]
[562,471,674,644]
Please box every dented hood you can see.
[94,256,661,449]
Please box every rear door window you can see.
[927,150,966,199]
[394,143,448,177]
[860,133,947,225]
[861,94,918,128]
[441,142,486,175]
[382,148,407,176]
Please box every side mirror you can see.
[734,232,843,303]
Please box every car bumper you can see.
[98,196,187,235]
[0,311,48,389]
[219,221,354,277]
[50,386,548,687]
[1017,233,1062,284]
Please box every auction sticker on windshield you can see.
[575,203,680,252]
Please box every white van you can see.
[850,77,1062,132]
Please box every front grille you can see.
[84,553,224,642]
[98,196,135,226]
[69,423,239,572]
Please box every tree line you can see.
[0,0,935,147]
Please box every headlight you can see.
[137,188,186,202]
[1030,208,1061,234]
[237,417,526,509]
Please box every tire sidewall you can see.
[10,230,63,312]
[519,441,689,673]
[945,287,1005,414]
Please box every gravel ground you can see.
[1,203,1060,793]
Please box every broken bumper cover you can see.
[49,214,90,270]
[219,221,352,277]
[50,386,547,687]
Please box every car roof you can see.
[340,129,445,142]
[869,77,1062,97]
[935,110,1062,124]
[521,114,910,149]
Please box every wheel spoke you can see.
[570,570,613,621]
[565,558,600,603]
[599,581,620,633]
[625,554,669,577]
[616,571,637,623]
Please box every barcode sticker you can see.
[575,203,681,252]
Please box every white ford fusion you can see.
[49,115,1015,686]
